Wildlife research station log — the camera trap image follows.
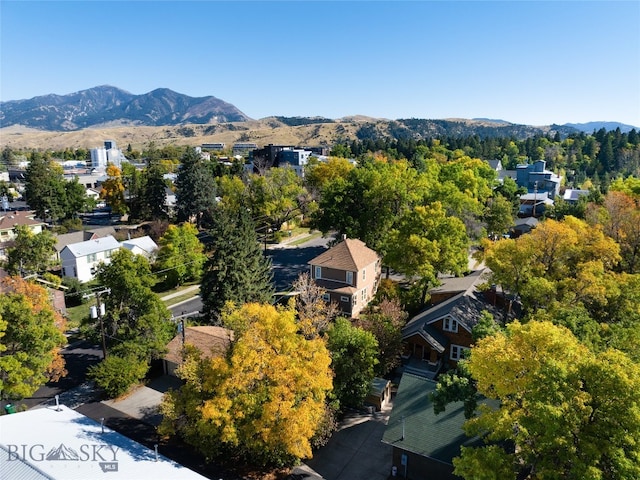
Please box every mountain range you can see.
[0,86,250,131]
[0,86,637,150]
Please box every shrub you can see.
[88,355,149,398]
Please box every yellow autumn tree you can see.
[454,320,640,480]
[100,164,128,215]
[159,303,332,467]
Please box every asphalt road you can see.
[169,235,333,317]
[10,340,102,411]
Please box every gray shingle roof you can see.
[403,270,494,337]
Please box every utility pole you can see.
[171,311,200,345]
[87,288,111,359]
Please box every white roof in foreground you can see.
[0,405,208,480]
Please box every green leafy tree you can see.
[327,317,379,410]
[0,277,67,400]
[386,202,470,305]
[175,147,217,228]
[4,225,56,276]
[155,223,206,288]
[200,207,273,320]
[95,249,173,362]
[314,157,430,257]
[484,194,514,238]
[87,354,149,398]
[160,303,333,467]
[454,321,640,480]
[63,177,90,219]
[247,167,308,231]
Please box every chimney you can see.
[342,234,347,241]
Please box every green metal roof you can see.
[382,373,482,465]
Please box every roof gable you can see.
[308,238,379,271]
[403,269,495,337]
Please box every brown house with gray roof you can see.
[308,238,381,318]
[402,268,513,378]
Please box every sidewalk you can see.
[160,284,200,302]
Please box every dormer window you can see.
[443,317,458,333]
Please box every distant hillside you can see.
[0,86,251,131]
[0,117,582,152]
[564,121,638,134]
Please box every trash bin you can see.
[4,404,16,414]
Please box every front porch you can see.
[400,356,443,380]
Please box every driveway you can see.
[293,404,393,480]
[102,375,182,426]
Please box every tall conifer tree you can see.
[200,207,273,320]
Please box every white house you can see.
[120,235,158,259]
[60,235,121,282]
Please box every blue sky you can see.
[1,1,639,126]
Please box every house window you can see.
[322,293,330,302]
[87,253,97,263]
[443,317,458,333]
[361,288,367,301]
[314,266,321,279]
[450,345,470,361]
[340,296,349,302]
[105,249,112,258]
[363,268,366,281]
[346,271,353,285]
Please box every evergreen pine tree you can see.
[145,160,168,220]
[175,147,217,228]
[200,207,273,321]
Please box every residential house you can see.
[120,235,158,260]
[401,269,507,379]
[516,159,561,198]
[163,326,233,377]
[60,235,121,282]
[511,216,539,237]
[0,210,47,260]
[382,373,488,480]
[518,193,554,218]
[308,238,381,318]
[54,226,117,263]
